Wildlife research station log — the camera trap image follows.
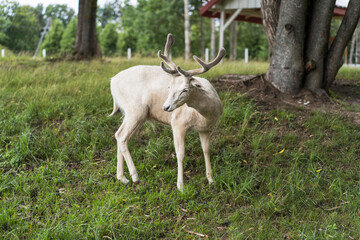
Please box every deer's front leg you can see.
[199,131,214,184]
[172,125,186,191]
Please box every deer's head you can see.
[158,34,225,112]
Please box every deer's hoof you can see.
[117,176,130,184]
[177,182,184,192]
[131,173,139,182]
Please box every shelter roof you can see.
[200,0,348,24]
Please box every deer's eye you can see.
[183,89,189,93]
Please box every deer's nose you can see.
[163,105,171,112]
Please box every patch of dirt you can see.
[211,74,360,125]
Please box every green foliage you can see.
[32,4,46,28]
[99,23,119,56]
[41,19,64,54]
[116,2,138,55]
[97,0,121,27]
[235,22,268,61]
[1,58,360,238]
[1,0,270,60]
[45,4,75,26]
[3,5,41,52]
[120,0,185,56]
[60,18,77,53]
[0,0,14,45]
[0,2,76,53]
[189,0,211,57]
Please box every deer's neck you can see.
[187,87,223,122]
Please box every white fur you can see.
[110,65,223,191]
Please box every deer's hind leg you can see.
[115,109,147,183]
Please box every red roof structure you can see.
[200,0,347,25]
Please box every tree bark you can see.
[233,22,237,60]
[74,0,84,52]
[304,0,335,91]
[260,0,280,52]
[184,0,191,60]
[324,0,360,90]
[74,0,101,59]
[229,22,238,61]
[349,29,356,64]
[267,0,308,94]
[211,18,216,60]
[200,17,205,59]
[229,22,234,60]
[356,31,360,64]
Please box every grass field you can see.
[1,57,360,239]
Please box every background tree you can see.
[32,4,46,29]
[116,1,137,55]
[211,18,216,59]
[0,0,13,46]
[0,0,269,59]
[73,0,101,59]
[184,0,190,60]
[263,0,360,94]
[45,4,75,26]
[236,22,268,61]
[120,0,184,56]
[4,5,41,52]
[41,19,64,54]
[97,0,121,28]
[60,18,77,53]
[190,0,210,58]
[99,22,118,55]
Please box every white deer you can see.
[110,33,225,190]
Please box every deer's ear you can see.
[190,78,202,89]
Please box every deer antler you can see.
[158,33,178,75]
[177,48,226,77]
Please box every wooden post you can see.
[205,48,209,62]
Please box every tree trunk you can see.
[229,22,234,60]
[74,0,84,52]
[200,17,205,59]
[267,0,308,94]
[233,22,238,60]
[304,0,335,91]
[74,0,101,59]
[260,0,280,52]
[263,0,360,94]
[184,0,191,60]
[324,0,360,90]
[356,31,360,64]
[211,18,216,60]
[229,22,238,61]
[349,30,356,64]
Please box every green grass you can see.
[337,65,360,81]
[1,57,360,239]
